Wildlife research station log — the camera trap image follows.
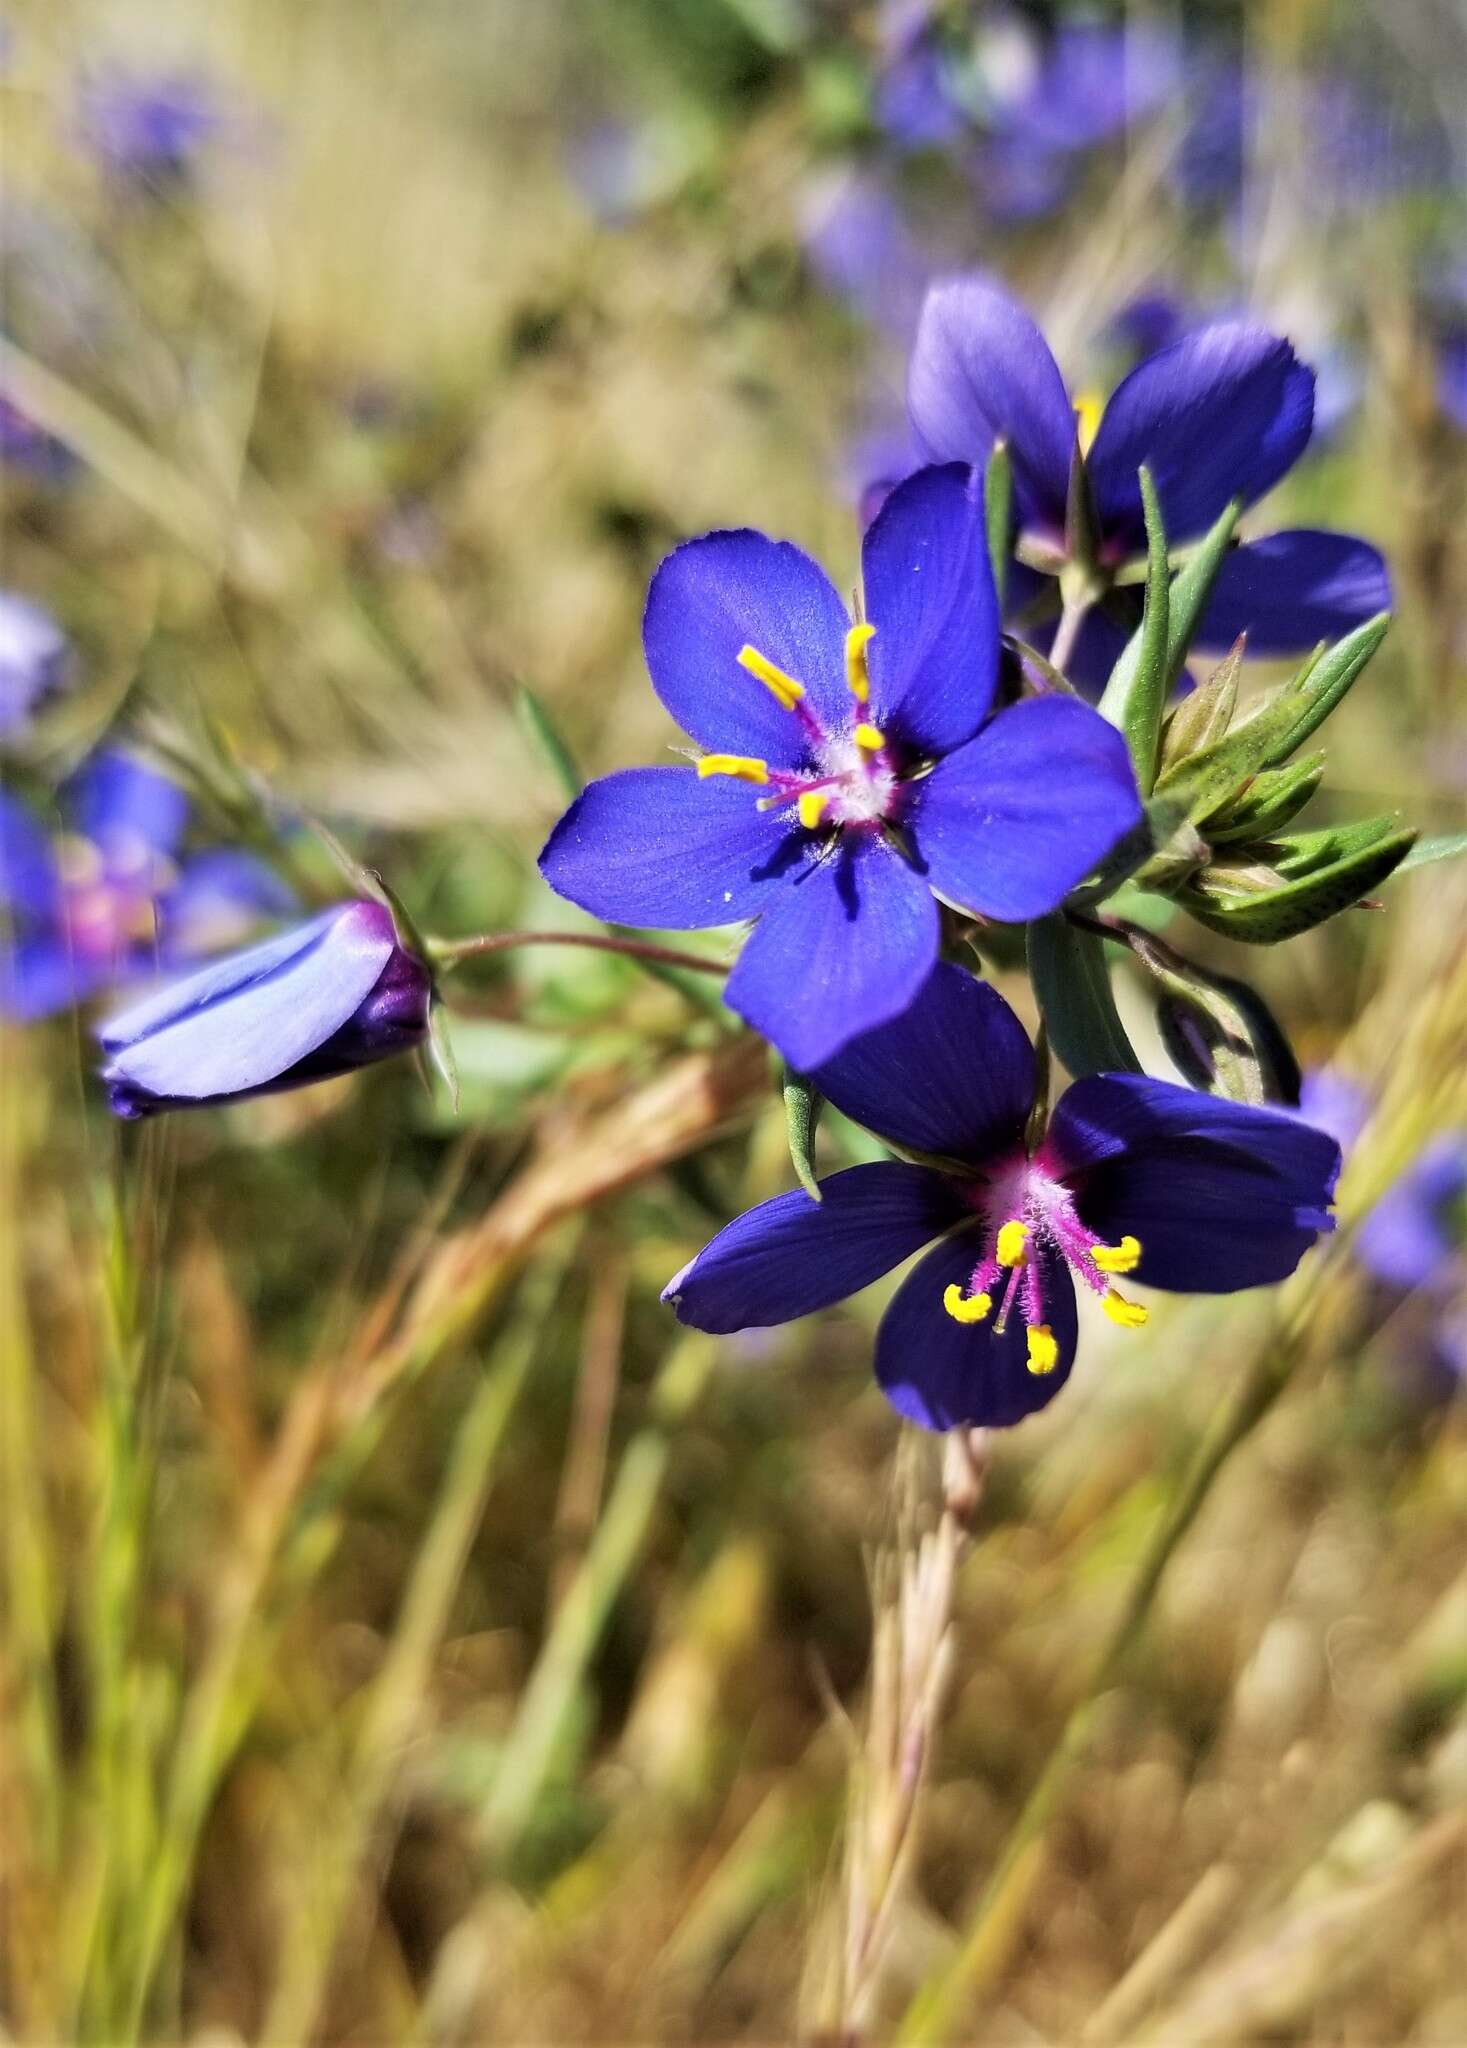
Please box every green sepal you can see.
[1026,913,1142,1078]
[1063,432,1102,577]
[1392,830,1467,876]
[1177,817,1417,943]
[1202,752,1325,843]
[780,1063,823,1203]
[424,998,461,1113]
[1125,930,1301,1105]
[1096,466,1168,791]
[516,684,583,802]
[1155,636,1242,776]
[1254,611,1390,768]
[984,441,1013,609]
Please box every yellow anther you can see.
[1091,1234,1141,1275]
[852,721,886,752]
[738,643,805,710]
[1074,389,1104,455]
[696,753,770,785]
[995,1219,1028,1268]
[845,621,876,703]
[1102,1289,1149,1329]
[797,790,830,831]
[943,1283,993,1326]
[1026,1324,1060,1375]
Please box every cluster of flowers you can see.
[15,275,1430,1434]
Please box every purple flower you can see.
[906,274,1390,694]
[0,592,70,732]
[798,169,936,340]
[98,899,431,1118]
[74,65,234,187]
[664,963,1340,1430]
[0,747,290,1018]
[0,396,76,482]
[538,464,1141,1072]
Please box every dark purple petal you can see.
[1357,1139,1467,1293]
[876,1231,1076,1429]
[860,463,999,755]
[662,1160,963,1334]
[1194,531,1390,655]
[906,696,1141,922]
[724,833,939,1072]
[0,789,59,915]
[98,901,402,1109]
[538,767,808,931]
[1087,323,1314,547]
[1048,1073,1340,1293]
[906,274,1075,529]
[642,531,851,764]
[811,961,1034,1163]
[68,748,189,863]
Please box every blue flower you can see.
[906,274,1390,694]
[538,464,1142,1072]
[98,900,431,1119]
[0,592,70,733]
[0,396,77,483]
[665,963,1341,1430]
[0,747,290,1018]
[74,65,237,187]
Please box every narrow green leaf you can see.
[1392,830,1467,876]
[1156,637,1242,775]
[780,1065,824,1202]
[1258,611,1390,767]
[984,442,1013,609]
[1026,914,1142,1078]
[1097,467,1169,791]
[516,684,583,802]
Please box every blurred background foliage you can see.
[2,0,1465,2040]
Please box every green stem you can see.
[432,930,730,978]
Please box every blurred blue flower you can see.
[0,395,77,482]
[0,747,290,1018]
[1299,1070,1465,1398]
[73,65,236,187]
[799,169,935,340]
[99,899,432,1119]
[666,963,1340,1430]
[539,464,1140,1072]
[0,592,70,732]
[906,273,1390,694]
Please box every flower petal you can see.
[906,273,1075,529]
[643,530,851,762]
[0,789,59,915]
[906,696,1141,922]
[98,901,395,1103]
[662,1160,963,1334]
[0,935,110,1019]
[164,850,296,959]
[538,766,808,931]
[1047,1073,1340,1293]
[68,747,189,861]
[724,832,939,1072]
[1194,531,1390,654]
[1088,323,1314,547]
[1357,1140,1467,1293]
[876,1231,1077,1429]
[860,463,1000,754]
[811,961,1035,1162]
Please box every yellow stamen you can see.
[1026,1324,1059,1375]
[738,643,805,710]
[1102,1289,1149,1329]
[1074,389,1104,455]
[797,790,830,831]
[995,1219,1028,1268]
[845,621,876,703]
[696,753,770,785]
[943,1283,993,1325]
[1091,1234,1141,1275]
[852,721,885,752]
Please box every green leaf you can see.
[984,442,1013,609]
[425,999,460,1113]
[1178,820,1416,943]
[1026,914,1142,1078]
[1063,433,1102,575]
[1097,466,1169,792]
[780,1064,823,1202]
[516,685,583,802]
[1256,611,1390,768]
[1392,830,1467,876]
[1202,752,1325,844]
